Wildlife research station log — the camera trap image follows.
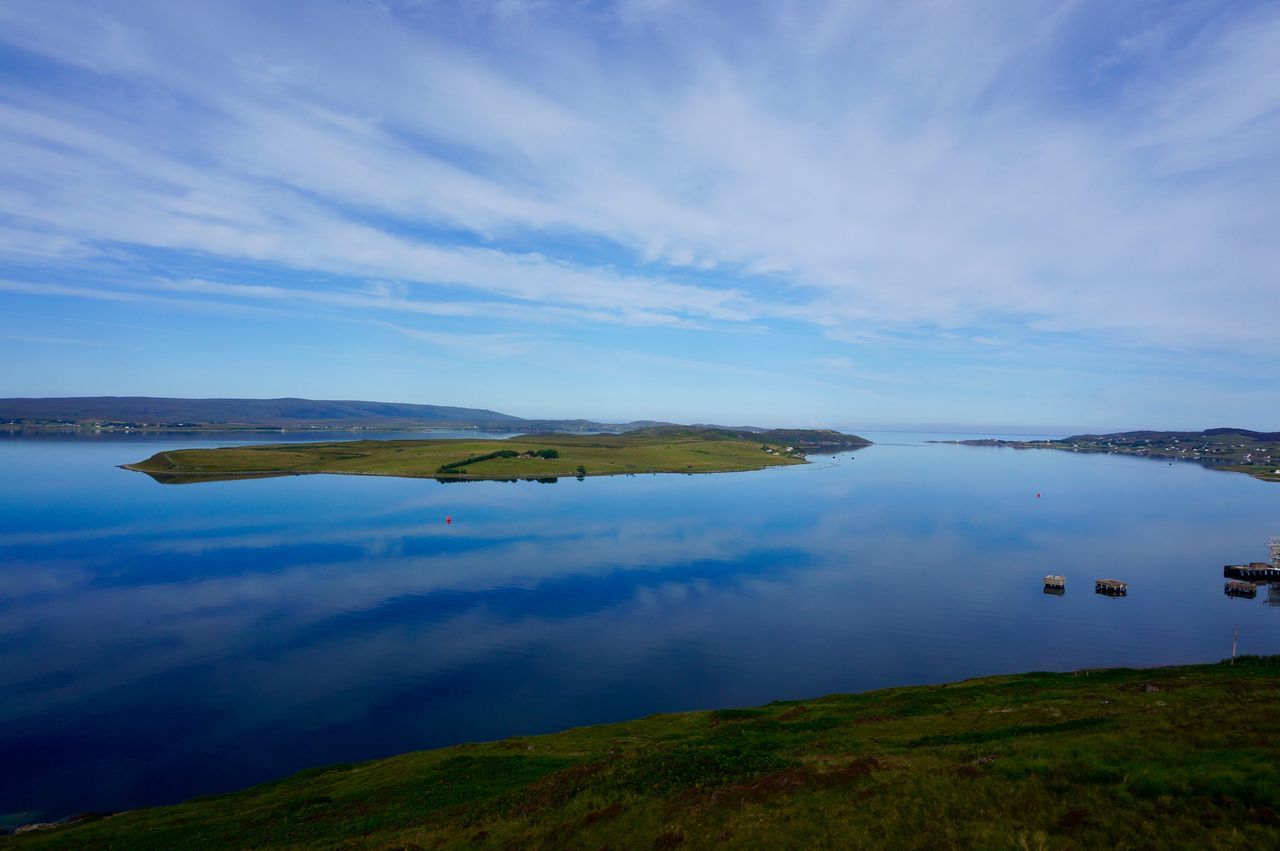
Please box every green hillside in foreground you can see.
[8,659,1279,849]
[123,428,870,484]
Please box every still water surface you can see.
[2,431,1278,822]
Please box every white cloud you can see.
[0,0,1276,352]
[0,278,272,315]
[372,320,537,359]
[815,355,856,373]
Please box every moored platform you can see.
[1225,580,1258,599]
[1224,562,1280,580]
[1095,578,1128,596]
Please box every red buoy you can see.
[446,515,452,525]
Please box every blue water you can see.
[2,431,1278,824]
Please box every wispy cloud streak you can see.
[0,0,1276,415]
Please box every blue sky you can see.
[0,0,1277,430]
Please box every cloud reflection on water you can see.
[1,439,1278,820]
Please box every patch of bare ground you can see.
[669,756,888,814]
[1054,807,1093,835]
[509,763,606,817]
[581,801,624,826]
[652,828,685,849]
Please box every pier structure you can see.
[1223,562,1280,581]
[1225,580,1258,599]
[1043,574,1066,594]
[1095,579,1128,596]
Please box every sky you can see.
[0,0,1277,430]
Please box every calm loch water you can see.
[2,431,1278,824]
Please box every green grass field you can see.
[122,428,814,483]
[8,658,1279,849]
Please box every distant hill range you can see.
[0,396,643,432]
[0,397,871,449]
[1059,428,1280,443]
[948,427,1279,483]
[624,425,870,451]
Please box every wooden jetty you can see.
[1225,580,1258,599]
[1223,562,1280,580]
[1095,578,1128,596]
[1043,575,1066,589]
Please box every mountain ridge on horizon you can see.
[0,395,630,430]
[1061,427,1280,442]
[0,396,758,433]
[1,398,1271,438]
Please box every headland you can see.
[944,428,1280,482]
[122,427,872,484]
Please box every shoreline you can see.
[117,428,869,485]
[117,460,808,483]
[938,439,1280,483]
[8,656,1278,846]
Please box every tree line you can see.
[436,447,559,473]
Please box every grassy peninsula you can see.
[948,429,1280,483]
[8,658,1278,848]
[123,427,871,484]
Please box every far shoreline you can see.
[934,430,1280,483]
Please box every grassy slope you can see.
[9,659,1280,849]
[123,431,809,483]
